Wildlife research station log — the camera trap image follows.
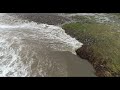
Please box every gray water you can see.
[0,13,96,77]
[8,13,70,25]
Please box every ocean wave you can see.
[0,13,83,77]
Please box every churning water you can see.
[0,13,95,77]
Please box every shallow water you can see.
[0,13,96,77]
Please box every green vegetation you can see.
[62,22,120,77]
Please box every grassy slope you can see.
[62,22,120,77]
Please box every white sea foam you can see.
[0,21,83,51]
[59,13,113,23]
[0,13,83,77]
[59,13,96,17]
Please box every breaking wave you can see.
[0,13,86,77]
